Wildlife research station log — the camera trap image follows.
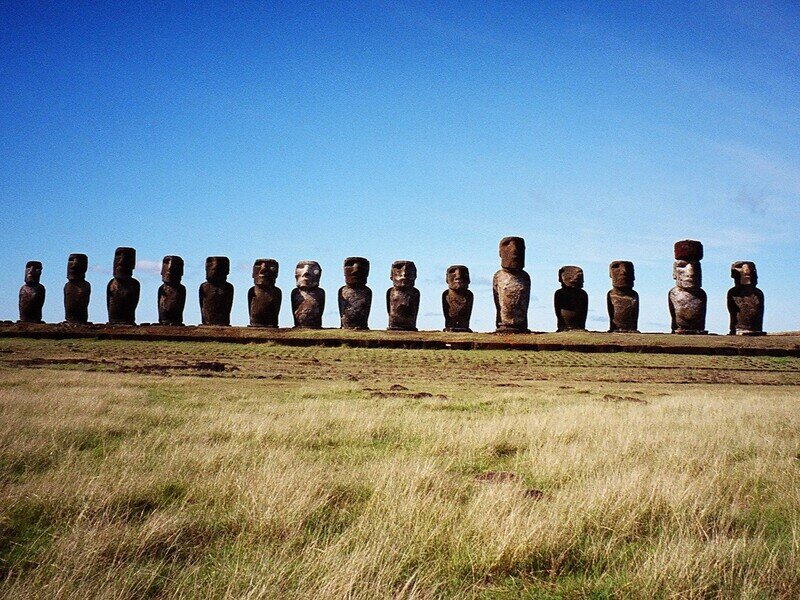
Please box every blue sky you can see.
[2,1,798,332]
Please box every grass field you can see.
[1,338,799,598]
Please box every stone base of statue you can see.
[494,325,529,334]
[609,328,639,334]
[444,326,472,333]
[673,328,708,335]
[247,324,278,328]
[732,329,766,336]
[387,325,417,332]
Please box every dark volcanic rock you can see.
[493,237,530,333]
[64,253,91,324]
[292,260,324,328]
[669,240,707,335]
[554,265,587,331]
[249,259,282,328]
[338,257,371,330]
[442,265,473,332]
[158,255,186,326]
[200,256,234,326]
[386,260,419,331]
[728,261,765,335]
[19,261,45,323]
[107,247,140,326]
[607,260,639,333]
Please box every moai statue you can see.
[727,261,765,335]
[107,247,140,325]
[248,258,281,327]
[199,256,234,326]
[338,257,371,330]
[292,260,325,328]
[668,240,707,334]
[158,256,186,326]
[554,266,588,331]
[18,261,45,323]
[64,253,91,324]
[442,265,473,332]
[607,260,639,333]
[493,236,530,333]
[386,260,420,331]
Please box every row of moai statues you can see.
[17,238,765,334]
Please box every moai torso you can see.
[158,284,186,326]
[249,286,282,327]
[493,237,530,333]
[555,288,588,331]
[339,257,371,330]
[442,289,473,332]
[292,288,325,328]
[200,281,234,325]
[64,280,91,324]
[727,261,764,335]
[607,289,639,332]
[387,287,420,331]
[19,262,45,323]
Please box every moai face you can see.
[295,260,322,290]
[446,265,470,291]
[24,261,42,285]
[731,261,757,287]
[253,259,279,286]
[113,247,136,280]
[161,256,184,284]
[343,257,370,287]
[499,237,525,270]
[67,253,88,281]
[391,261,417,288]
[205,257,230,283]
[673,260,702,290]
[559,266,584,289]
[610,261,635,289]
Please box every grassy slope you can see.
[0,339,798,598]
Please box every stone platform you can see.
[1,322,799,357]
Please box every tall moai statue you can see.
[607,260,639,332]
[668,240,707,334]
[292,260,325,328]
[249,258,281,328]
[387,260,420,331]
[19,261,45,323]
[728,261,765,335]
[554,266,588,331]
[442,265,473,332]
[493,236,530,333]
[107,247,140,325]
[64,253,91,324]
[338,257,371,330]
[158,255,186,326]
[199,256,234,326]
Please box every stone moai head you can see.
[161,256,184,284]
[446,265,470,291]
[25,261,43,285]
[499,236,525,270]
[205,256,230,284]
[343,257,370,287]
[253,259,279,287]
[731,261,757,287]
[391,261,417,288]
[113,247,136,280]
[673,240,703,290]
[67,253,88,281]
[610,261,635,289]
[559,266,584,289]
[295,260,322,290]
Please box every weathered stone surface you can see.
[64,253,91,324]
[158,256,186,326]
[607,260,639,333]
[19,261,45,323]
[728,261,765,335]
[199,256,234,326]
[669,240,707,334]
[249,259,281,328]
[387,260,419,331]
[442,265,473,332]
[292,260,324,328]
[338,257,371,330]
[107,247,140,325]
[493,237,530,333]
[554,265,588,331]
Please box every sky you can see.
[1,0,798,332]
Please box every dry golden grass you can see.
[0,339,798,598]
